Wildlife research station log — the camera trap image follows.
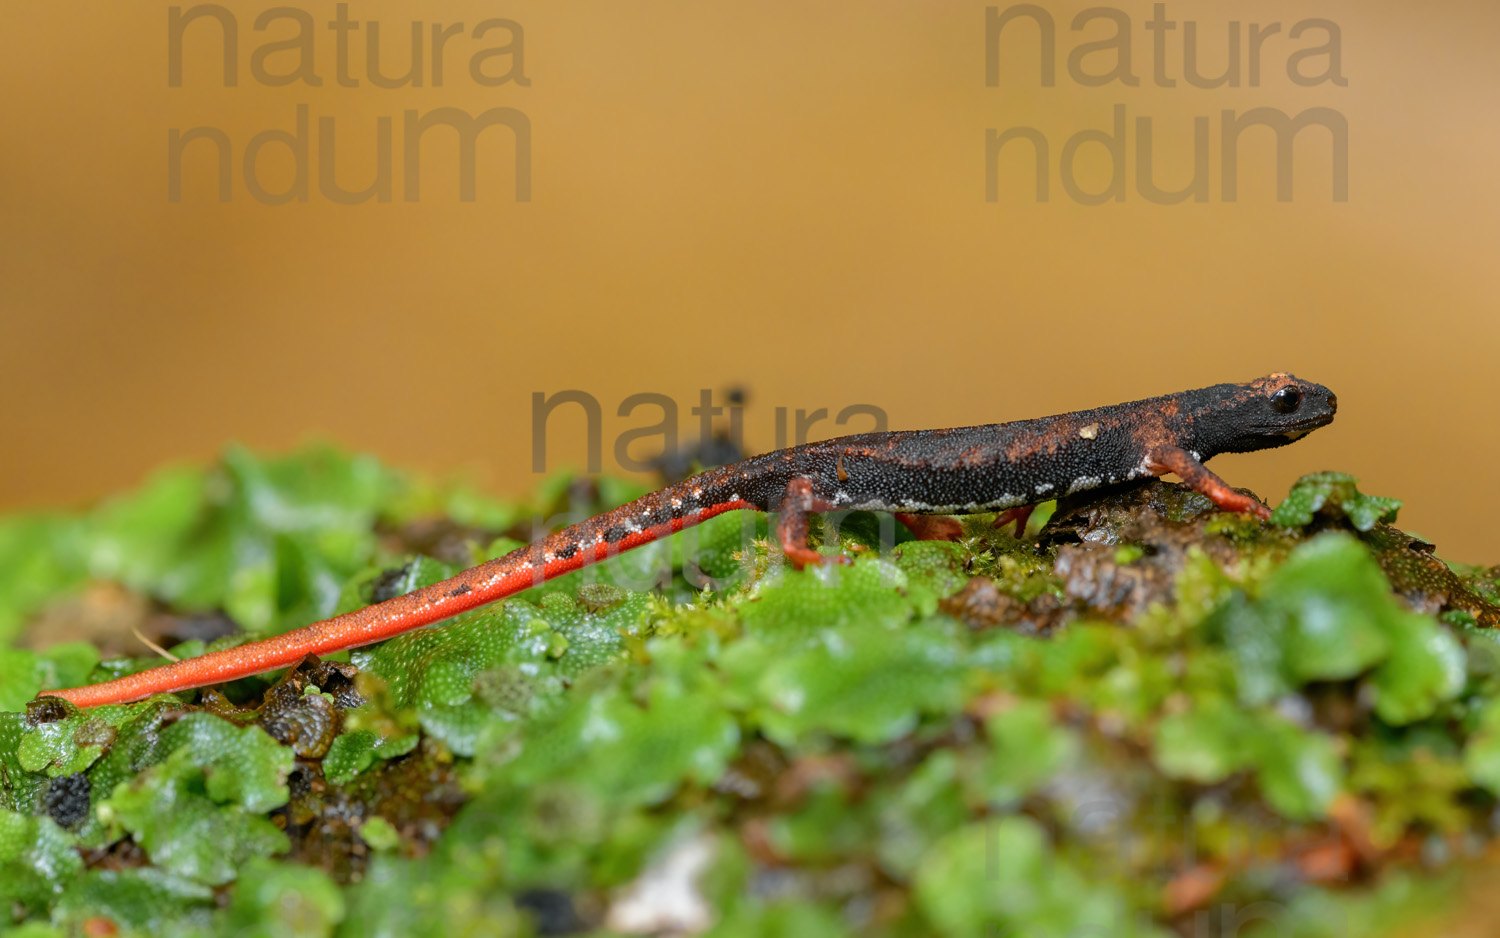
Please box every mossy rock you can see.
[0,449,1495,936]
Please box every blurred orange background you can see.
[1,1,1495,561]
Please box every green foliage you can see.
[0,446,519,648]
[978,699,1079,805]
[1351,733,1472,846]
[0,811,83,914]
[54,869,214,934]
[321,729,418,785]
[334,555,455,617]
[97,715,293,886]
[1212,533,1465,723]
[714,899,853,938]
[225,858,345,938]
[152,713,295,813]
[1464,697,1500,795]
[0,644,99,712]
[0,517,88,648]
[356,816,401,853]
[913,818,1167,938]
[334,852,521,937]
[1152,697,1246,782]
[351,589,641,755]
[1152,696,1343,819]
[1271,471,1403,531]
[100,751,288,886]
[489,649,740,809]
[0,451,1493,936]
[16,698,182,783]
[727,615,965,746]
[739,557,916,642]
[0,714,45,813]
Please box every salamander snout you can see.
[1326,392,1337,414]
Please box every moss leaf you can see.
[1153,697,1254,783]
[1271,472,1402,531]
[322,729,419,785]
[99,746,289,886]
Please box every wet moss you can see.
[0,451,1498,936]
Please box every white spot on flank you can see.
[1035,482,1054,495]
[1066,476,1102,495]
[887,494,1025,513]
[1078,422,1100,440]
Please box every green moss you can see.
[0,452,1497,936]
[979,699,1078,805]
[1208,532,1466,722]
[1152,696,1252,783]
[97,715,294,886]
[738,557,917,643]
[913,818,1167,938]
[0,644,100,713]
[0,517,89,648]
[727,617,965,746]
[491,658,739,807]
[321,730,419,785]
[225,858,345,937]
[54,869,214,934]
[0,811,82,915]
[1271,470,1403,531]
[17,699,146,778]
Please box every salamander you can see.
[43,373,1336,708]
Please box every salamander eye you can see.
[1270,386,1303,415]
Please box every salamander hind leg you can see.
[895,513,965,542]
[776,478,853,569]
[990,504,1037,538]
[1145,445,1271,520]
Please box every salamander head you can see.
[1189,373,1338,456]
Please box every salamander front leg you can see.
[776,478,852,569]
[1145,445,1271,520]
